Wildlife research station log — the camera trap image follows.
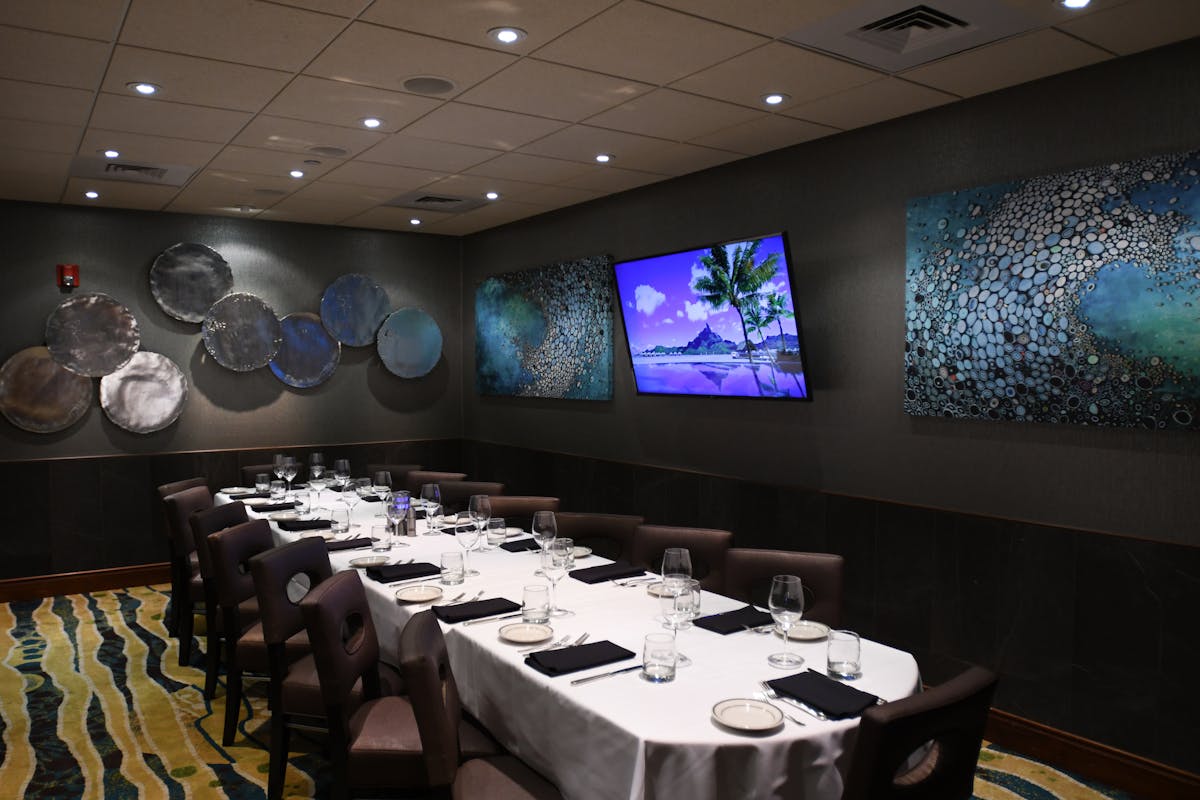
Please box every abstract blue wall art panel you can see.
[475,255,613,400]
[320,273,390,347]
[905,149,1200,430]
[377,307,442,378]
[270,312,341,388]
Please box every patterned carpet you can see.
[0,585,1136,799]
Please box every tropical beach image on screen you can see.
[613,233,808,399]
[905,149,1200,430]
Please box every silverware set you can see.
[612,576,655,587]
[753,692,806,726]
[519,632,589,654]
[758,681,827,720]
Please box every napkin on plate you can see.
[766,670,879,719]
[525,641,636,677]
[254,502,297,512]
[227,491,269,500]
[431,598,520,624]
[364,562,440,583]
[276,518,331,532]
[500,539,540,553]
[325,537,373,552]
[693,605,774,635]
[568,561,646,584]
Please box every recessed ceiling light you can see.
[485,191,500,200]
[762,93,789,106]
[595,153,614,163]
[84,190,99,200]
[238,204,256,213]
[409,218,421,226]
[127,82,160,96]
[102,149,120,159]
[403,76,456,95]
[361,117,383,129]
[488,27,527,45]
[289,169,305,179]
[1059,0,1090,8]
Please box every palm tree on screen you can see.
[763,293,795,354]
[693,239,779,362]
[741,297,769,355]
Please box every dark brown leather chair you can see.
[161,485,213,665]
[190,501,251,698]
[401,610,556,798]
[555,512,643,562]
[723,548,845,627]
[842,666,998,800]
[631,525,733,591]
[240,463,276,487]
[484,496,560,533]
[403,470,468,496]
[439,480,505,514]
[157,477,208,500]
[366,464,423,486]
[158,477,208,638]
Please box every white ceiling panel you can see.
[784,78,957,131]
[77,129,224,166]
[232,115,385,158]
[0,78,95,126]
[0,26,111,90]
[0,0,127,41]
[0,119,80,155]
[458,59,653,123]
[690,114,838,156]
[208,145,343,180]
[264,75,442,132]
[342,205,456,231]
[1057,0,1200,56]
[62,176,180,210]
[89,93,254,142]
[0,150,72,203]
[464,152,594,184]
[402,103,568,151]
[647,0,848,38]
[585,88,764,141]
[102,46,293,112]
[321,160,445,192]
[359,134,502,173]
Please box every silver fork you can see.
[434,591,465,606]
[520,635,570,654]
[614,576,655,587]
[759,681,828,720]
[753,692,806,726]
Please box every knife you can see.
[569,663,642,685]
[462,612,524,626]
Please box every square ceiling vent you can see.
[70,155,194,186]
[384,190,487,213]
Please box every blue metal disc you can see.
[377,307,442,378]
[320,274,390,347]
[270,312,341,388]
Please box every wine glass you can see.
[272,453,287,482]
[343,478,368,527]
[455,520,480,577]
[661,547,692,584]
[659,578,698,666]
[282,456,299,495]
[386,493,408,539]
[308,452,325,481]
[468,495,492,550]
[767,575,805,669]
[419,483,442,535]
[541,538,574,617]
[333,459,351,490]
[531,511,557,576]
[371,471,392,517]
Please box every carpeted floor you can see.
[0,585,1137,799]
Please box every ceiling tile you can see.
[358,133,501,172]
[559,164,667,193]
[465,152,593,184]
[783,78,956,131]
[458,59,652,122]
[0,26,111,89]
[900,28,1111,98]
[517,183,603,209]
[255,202,357,225]
[342,205,455,231]
[1056,0,1200,56]
[267,0,374,18]
[424,199,550,234]
[321,160,445,192]
[0,118,79,155]
[209,145,343,179]
[281,179,395,210]
[648,0,847,37]
[0,150,71,203]
[89,93,253,142]
[178,168,296,200]
[305,21,516,96]
[672,41,884,109]
[102,45,292,112]
[518,124,738,174]
[689,114,836,156]
[585,88,763,141]
[533,1,766,85]
[417,173,546,203]
[232,115,384,158]
[0,79,94,126]
[164,196,266,218]
[78,129,224,166]
[401,103,567,151]
[63,176,180,210]
[0,0,127,41]
[264,75,442,132]
[120,0,345,71]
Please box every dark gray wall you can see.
[0,202,463,461]
[461,39,1200,547]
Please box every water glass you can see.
[269,480,286,501]
[660,578,699,631]
[306,489,320,517]
[486,517,507,548]
[440,551,464,585]
[642,633,677,683]
[522,585,549,623]
[469,494,492,550]
[371,523,391,552]
[827,630,862,679]
[254,473,270,493]
[330,507,349,534]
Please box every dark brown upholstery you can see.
[190,501,250,698]
[157,476,208,500]
[554,512,643,562]
[631,525,733,591]
[452,758,563,800]
[403,470,468,495]
[240,463,276,487]
[365,464,424,486]
[723,548,845,627]
[484,496,560,533]
[842,666,998,800]
[161,485,213,665]
[439,480,505,514]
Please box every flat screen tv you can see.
[613,232,810,399]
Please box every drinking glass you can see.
[419,484,442,535]
[661,548,692,584]
[333,459,351,490]
[272,453,287,482]
[455,522,480,577]
[371,472,392,517]
[522,585,549,623]
[330,507,349,534]
[371,523,391,552]
[531,510,557,575]
[269,480,286,501]
[386,493,407,537]
[642,633,676,683]
[304,490,321,518]
[254,473,270,493]
[660,578,699,632]
[486,517,507,549]
[768,575,805,669]
[440,552,464,585]
[827,630,862,679]
[469,495,492,551]
[541,539,574,618]
[308,452,325,480]
[283,457,299,495]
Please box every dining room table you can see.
[215,485,921,800]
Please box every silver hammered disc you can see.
[377,307,442,378]
[0,346,92,433]
[320,273,390,347]
[269,312,341,388]
[100,351,187,433]
[201,293,282,371]
[45,292,140,377]
[150,242,234,323]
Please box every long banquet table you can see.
[217,488,921,800]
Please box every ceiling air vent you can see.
[851,5,970,54]
[69,155,194,187]
[384,190,487,213]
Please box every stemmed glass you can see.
[333,459,351,491]
[659,578,697,666]
[767,575,805,669]
[308,452,325,481]
[343,478,368,528]
[661,548,692,584]
[371,471,392,517]
[420,483,442,535]
[386,493,408,539]
[272,453,287,483]
[455,520,480,577]
[541,538,574,617]
[531,511,557,576]
[468,495,492,551]
[282,456,299,496]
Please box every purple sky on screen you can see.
[614,234,798,353]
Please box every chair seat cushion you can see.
[347,696,426,788]
[236,625,309,673]
[282,656,404,718]
[453,756,561,800]
[460,716,502,759]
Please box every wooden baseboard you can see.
[986,707,1200,799]
[0,563,170,603]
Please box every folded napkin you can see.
[360,495,383,503]
[364,562,440,583]
[569,561,646,584]
[693,605,774,635]
[228,491,269,500]
[500,538,540,553]
[325,537,373,552]
[767,670,879,720]
[432,598,520,624]
[525,641,636,677]
[254,502,297,512]
[276,518,332,532]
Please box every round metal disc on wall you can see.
[45,292,140,377]
[269,312,341,388]
[201,292,282,372]
[377,307,442,378]
[149,242,234,323]
[320,273,390,347]
[0,346,92,433]
[100,351,187,433]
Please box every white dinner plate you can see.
[645,581,673,598]
[220,486,251,495]
[506,527,524,536]
[572,546,592,559]
[300,530,335,540]
[349,555,389,568]
[269,511,299,521]
[395,585,443,603]
[498,623,553,645]
[711,698,783,732]
[242,497,276,507]
[785,621,830,641]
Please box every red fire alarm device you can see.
[57,264,80,288]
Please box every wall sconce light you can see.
[57,263,80,289]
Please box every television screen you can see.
[613,233,810,399]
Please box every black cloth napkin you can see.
[254,502,297,512]
[525,641,636,677]
[693,605,774,635]
[276,518,331,532]
[364,562,440,583]
[767,670,879,720]
[325,537,373,552]
[569,561,646,584]
[432,598,520,624]
[500,538,540,552]
[360,495,383,503]
[228,491,269,500]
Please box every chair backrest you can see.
[189,501,249,578]
[842,666,998,800]
[439,480,505,513]
[162,486,214,556]
[300,570,382,716]
[240,463,276,487]
[366,464,424,485]
[723,548,844,627]
[555,512,643,562]
[631,525,732,591]
[399,610,462,788]
[157,477,208,500]
[485,496,560,532]
[250,537,333,646]
[208,519,274,608]
[404,470,468,495]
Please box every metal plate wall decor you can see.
[269,312,341,388]
[150,242,234,323]
[45,292,140,377]
[201,293,283,371]
[377,307,443,378]
[320,273,390,346]
[0,346,92,433]
[100,351,187,433]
